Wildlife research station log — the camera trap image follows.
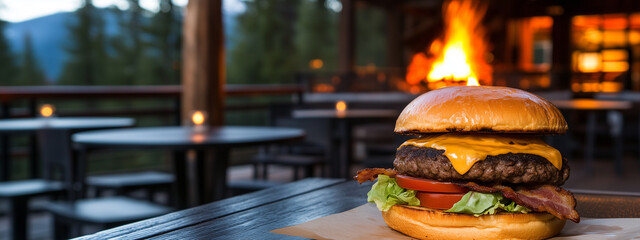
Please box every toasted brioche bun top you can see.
[382,205,566,240]
[395,86,567,134]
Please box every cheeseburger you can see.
[356,86,579,240]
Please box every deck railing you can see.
[0,84,304,119]
[0,84,305,180]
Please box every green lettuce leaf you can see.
[446,191,530,216]
[503,201,530,213]
[367,175,420,211]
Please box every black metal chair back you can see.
[36,129,73,195]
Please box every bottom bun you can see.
[382,205,565,240]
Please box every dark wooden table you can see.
[0,117,135,240]
[0,117,135,181]
[72,126,305,207]
[292,109,398,179]
[551,99,632,174]
[75,178,640,239]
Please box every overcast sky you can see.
[0,0,246,22]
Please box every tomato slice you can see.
[416,192,466,209]
[396,175,468,193]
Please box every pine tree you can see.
[227,4,262,84]
[107,0,146,85]
[294,0,338,71]
[58,0,107,85]
[356,7,387,67]
[16,32,46,85]
[227,0,299,84]
[0,20,18,86]
[140,0,182,85]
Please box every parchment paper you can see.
[271,204,640,240]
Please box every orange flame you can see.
[405,0,492,90]
[467,76,479,86]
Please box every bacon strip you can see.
[460,182,580,223]
[354,168,398,183]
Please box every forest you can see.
[0,0,388,178]
[0,0,387,87]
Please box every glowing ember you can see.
[405,0,492,90]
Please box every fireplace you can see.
[300,0,640,94]
[406,0,492,91]
[399,0,640,94]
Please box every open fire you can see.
[406,0,492,91]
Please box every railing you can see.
[0,84,305,180]
[0,84,304,119]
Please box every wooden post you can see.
[551,12,571,90]
[338,0,355,74]
[181,0,225,126]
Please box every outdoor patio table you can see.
[71,126,305,207]
[292,109,398,179]
[74,177,640,239]
[551,99,632,174]
[0,117,135,181]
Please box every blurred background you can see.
[0,0,394,189]
[1,0,640,238]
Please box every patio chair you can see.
[228,103,328,193]
[228,145,326,195]
[87,170,174,204]
[0,130,69,240]
[0,179,65,240]
[45,196,172,239]
[37,129,171,239]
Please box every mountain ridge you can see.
[3,7,236,82]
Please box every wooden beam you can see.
[550,13,571,90]
[181,0,225,126]
[338,0,355,74]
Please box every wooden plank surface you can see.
[75,178,344,240]
[77,178,640,239]
[147,180,372,240]
[575,194,640,218]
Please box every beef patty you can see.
[394,145,570,186]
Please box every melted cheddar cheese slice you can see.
[400,134,562,175]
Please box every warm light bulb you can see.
[190,110,208,133]
[578,52,601,73]
[192,111,205,126]
[40,104,55,118]
[335,101,347,112]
